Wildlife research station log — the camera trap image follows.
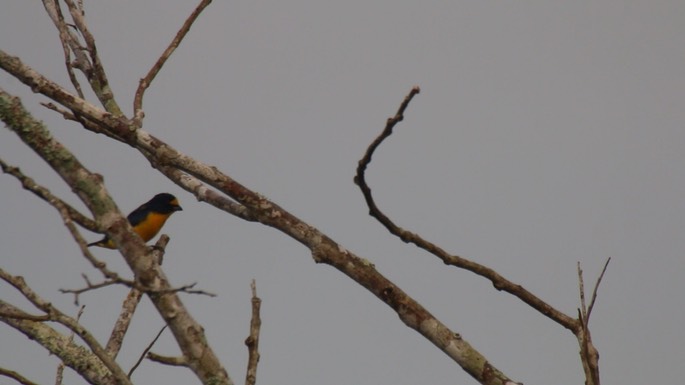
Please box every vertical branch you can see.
[49,0,86,98]
[244,280,262,385]
[576,259,610,385]
[577,262,587,324]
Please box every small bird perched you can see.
[88,193,183,249]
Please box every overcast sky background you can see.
[2,1,684,384]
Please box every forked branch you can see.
[354,87,580,333]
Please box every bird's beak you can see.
[171,199,183,211]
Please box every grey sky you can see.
[2,1,684,384]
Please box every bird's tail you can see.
[87,238,113,248]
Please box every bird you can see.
[88,193,183,249]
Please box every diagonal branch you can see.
[354,87,580,334]
[0,158,97,231]
[133,0,214,122]
[0,367,40,385]
[129,325,168,378]
[0,156,128,284]
[586,257,611,324]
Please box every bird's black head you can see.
[148,193,183,214]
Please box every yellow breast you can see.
[133,212,171,242]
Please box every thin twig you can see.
[586,257,611,324]
[244,280,262,385]
[60,276,128,306]
[133,0,213,121]
[577,262,587,323]
[0,157,132,290]
[146,282,217,297]
[0,157,97,231]
[128,325,168,378]
[0,367,39,385]
[354,87,580,333]
[54,0,86,99]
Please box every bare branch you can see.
[354,86,421,188]
[0,300,116,385]
[61,0,122,116]
[147,353,188,367]
[577,262,587,323]
[56,305,86,385]
[244,280,262,385]
[133,0,214,121]
[147,282,218,297]
[0,156,129,286]
[60,276,129,306]
[0,269,133,385]
[0,310,50,322]
[0,367,39,385]
[586,257,611,323]
[129,325,168,378]
[156,165,257,221]
[353,87,581,334]
[105,288,143,358]
[42,0,89,98]
[0,158,97,231]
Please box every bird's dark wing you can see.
[126,203,150,227]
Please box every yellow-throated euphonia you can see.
[88,193,183,249]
